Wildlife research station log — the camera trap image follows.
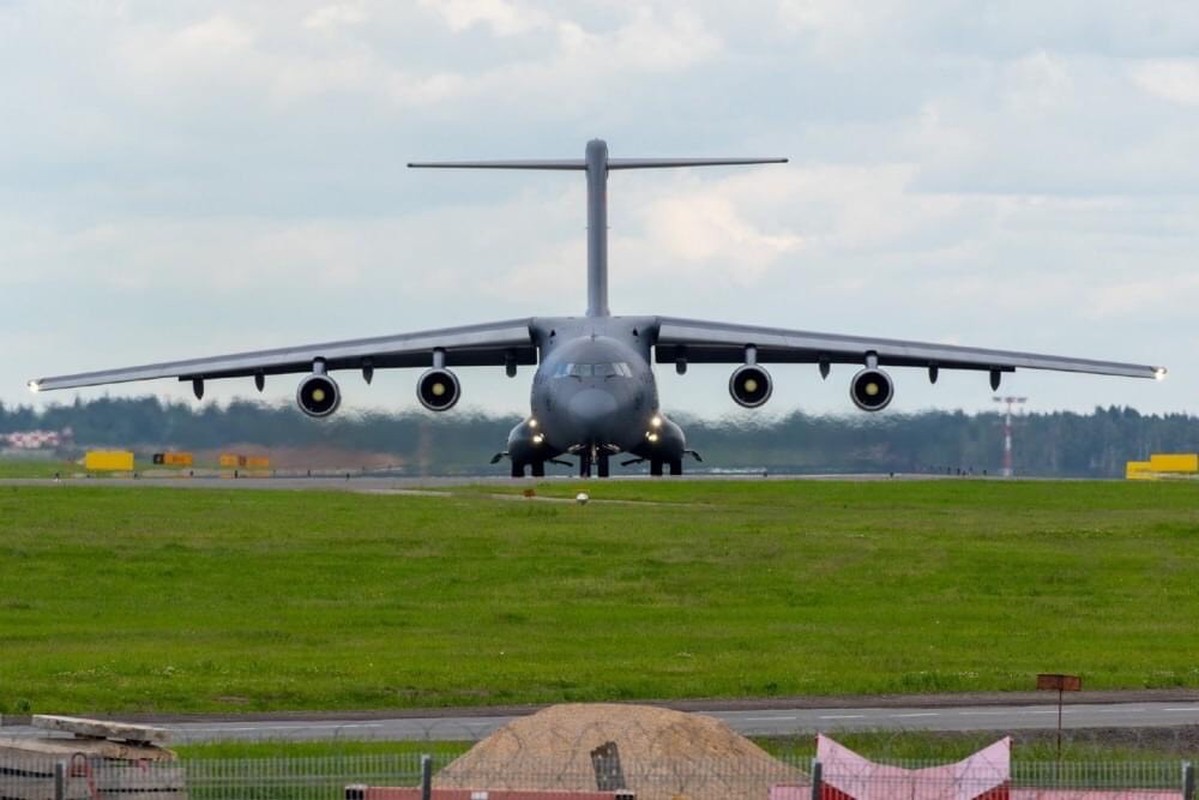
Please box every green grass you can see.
[174,739,472,759]
[0,457,77,478]
[1,480,1197,714]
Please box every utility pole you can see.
[993,396,1028,477]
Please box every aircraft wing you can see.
[29,319,538,393]
[653,317,1166,380]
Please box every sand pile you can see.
[435,703,805,800]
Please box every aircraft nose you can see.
[568,388,619,424]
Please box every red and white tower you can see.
[993,396,1027,477]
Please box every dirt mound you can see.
[435,703,804,800]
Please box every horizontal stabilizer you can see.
[609,157,787,170]
[408,159,586,170]
[408,157,787,171]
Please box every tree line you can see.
[3,396,1197,477]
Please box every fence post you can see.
[810,758,823,800]
[54,761,66,800]
[1183,761,1194,800]
[420,754,433,800]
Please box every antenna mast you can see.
[993,396,1028,477]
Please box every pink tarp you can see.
[816,733,1011,800]
[769,735,1011,800]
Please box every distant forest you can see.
[3,396,1198,478]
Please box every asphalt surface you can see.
[3,695,1198,743]
[0,472,955,492]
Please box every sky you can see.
[2,1,1197,422]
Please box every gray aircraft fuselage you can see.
[507,316,685,477]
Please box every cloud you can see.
[419,0,549,37]
[634,178,803,283]
[303,3,367,31]
[1131,58,1199,106]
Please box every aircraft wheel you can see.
[510,462,525,478]
[531,461,545,478]
[597,454,610,478]
[650,459,663,477]
[669,459,682,476]
[579,453,592,478]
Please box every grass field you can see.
[1,479,1197,715]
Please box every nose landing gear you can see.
[578,445,612,478]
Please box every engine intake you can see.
[297,373,341,418]
[729,364,773,408]
[850,367,893,412]
[418,368,461,411]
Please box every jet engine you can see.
[417,368,461,411]
[729,364,773,408]
[850,367,893,412]
[296,373,341,418]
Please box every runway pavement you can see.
[0,471,952,493]
[3,700,1198,743]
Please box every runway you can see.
[0,471,977,494]
[4,699,1198,743]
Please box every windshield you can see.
[553,362,634,379]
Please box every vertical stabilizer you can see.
[584,139,610,317]
[408,141,787,318]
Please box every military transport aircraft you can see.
[29,139,1166,477]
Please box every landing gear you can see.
[649,457,683,477]
[510,460,546,478]
[578,446,610,478]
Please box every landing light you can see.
[529,418,539,429]
[1155,368,1168,381]
[28,380,40,393]
[533,434,544,444]
[646,432,659,443]
[650,415,662,429]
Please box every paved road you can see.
[5,702,1198,743]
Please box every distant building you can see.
[1,428,73,451]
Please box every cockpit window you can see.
[554,362,633,379]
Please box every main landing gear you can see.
[578,449,610,478]
[649,458,682,476]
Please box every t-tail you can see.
[409,140,787,318]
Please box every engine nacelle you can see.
[850,367,894,412]
[296,373,341,418]
[729,364,773,408]
[417,368,461,412]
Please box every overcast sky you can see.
[3,1,1197,422]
